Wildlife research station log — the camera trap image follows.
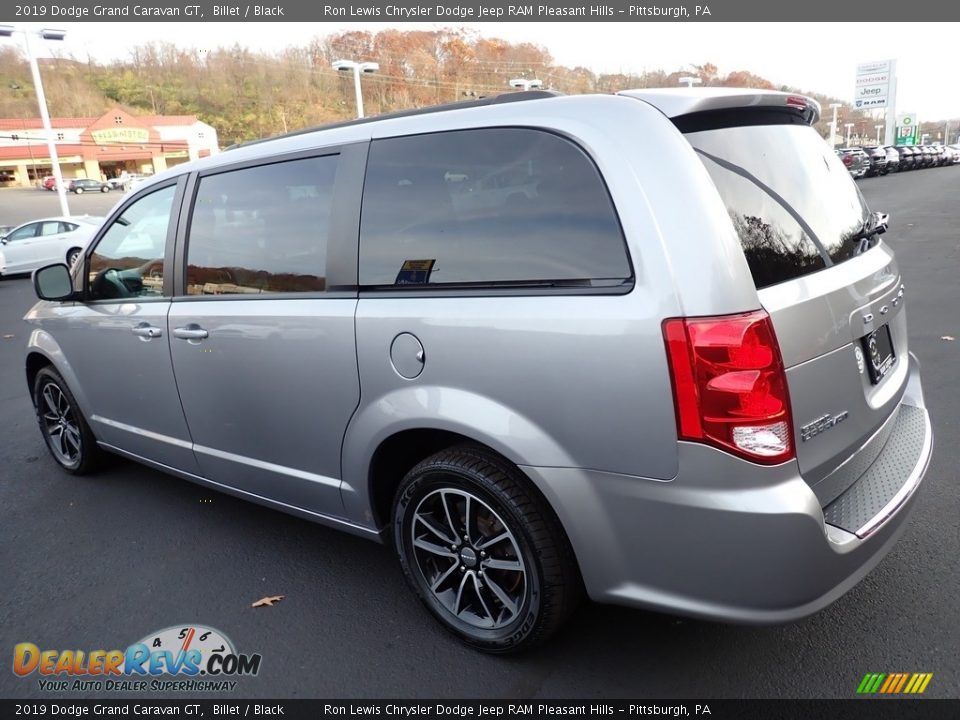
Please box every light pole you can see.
[875,124,884,144]
[678,76,703,88]
[332,59,379,119]
[509,78,543,91]
[828,103,842,148]
[844,123,855,146]
[0,25,69,216]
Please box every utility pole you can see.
[332,59,380,119]
[0,25,69,215]
[829,103,842,148]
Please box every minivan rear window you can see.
[686,123,873,289]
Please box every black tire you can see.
[33,367,102,474]
[101,185,110,193]
[393,445,582,653]
[66,247,81,267]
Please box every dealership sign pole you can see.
[854,59,896,146]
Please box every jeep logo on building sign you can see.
[800,411,850,442]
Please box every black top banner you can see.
[8,0,960,22]
[2,700,960,720]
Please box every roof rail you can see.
[224,90,564,151]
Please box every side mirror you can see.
[33,263,76,302]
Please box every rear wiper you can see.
[846,211,888,254]
[848,211,889,243]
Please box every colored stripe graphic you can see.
[857,672,932,694]
[893,673,909,693]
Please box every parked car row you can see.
[837,144,960,179]
[39,174,153,192]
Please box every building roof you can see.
[0,118,92,130]
[0,111,200,131]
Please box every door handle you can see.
[173,324,209,340]
[131,323,163,339]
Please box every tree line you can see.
[0,29,948,146]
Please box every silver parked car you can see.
[25,89,932,652]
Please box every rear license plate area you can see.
[862,324,895,384]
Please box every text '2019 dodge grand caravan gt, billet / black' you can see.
[25,88,932,652]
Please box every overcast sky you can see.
[11,21,960,120]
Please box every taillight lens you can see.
[662,311,794,465]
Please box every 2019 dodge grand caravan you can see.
[25,88,932,652]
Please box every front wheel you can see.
[33,367,102,474]
[393,445,581,653]
[74,187,84,194]
[66,247,81,267]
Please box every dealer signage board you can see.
[92,128,150,145]
[854,60,894,109]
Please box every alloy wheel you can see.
[410,488,527,630]
[40,382,82,466]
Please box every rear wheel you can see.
[393,445,581,653]
[33,367,101,474]
[101,185,110,193]
[75,187,84,194]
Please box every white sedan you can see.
[0,215,104,278]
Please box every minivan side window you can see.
[359,128,631,288]
[87,185,175,301]
[184,155,337,295]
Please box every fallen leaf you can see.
[941,335,955,342]
[251,595,284,608]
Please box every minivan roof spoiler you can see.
[225,90,565,151]
[618,88,821,125]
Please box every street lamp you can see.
[875,124,884,144]
[332,59,379,119]
[844,123,855,146]
[0,24,69,216]
[678,76,702,88]
[828,103,842,148]
[509,78,543,91]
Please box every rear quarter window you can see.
[358,128,631,288]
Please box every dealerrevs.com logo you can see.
[13,625,262,692]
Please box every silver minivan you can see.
[25,89,933,652]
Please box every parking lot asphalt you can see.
[0,186,122,227]
[1,169,958,700]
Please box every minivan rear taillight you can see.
[662,311,794,465]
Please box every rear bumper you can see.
[521,354,931,623]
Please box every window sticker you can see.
[395,259,436,285]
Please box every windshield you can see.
[687,123,873,289]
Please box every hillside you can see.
[0,29,951,145]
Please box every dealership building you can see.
[0,108,219,187]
